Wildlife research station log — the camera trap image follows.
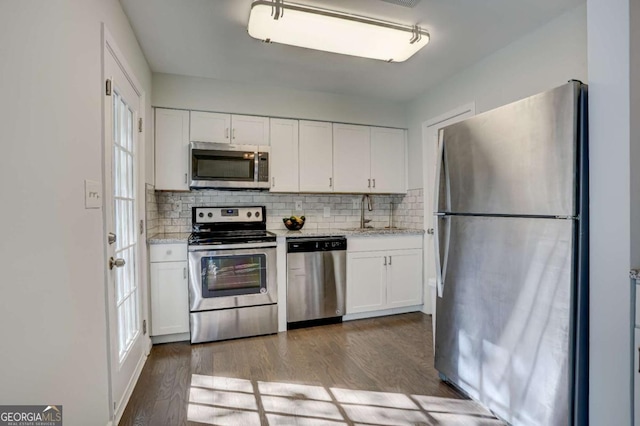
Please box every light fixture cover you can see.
[247,1,429,62]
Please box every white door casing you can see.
[422,103,475,315]
[103,27,149,424]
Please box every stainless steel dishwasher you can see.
[286,237,347,326]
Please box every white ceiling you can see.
[120,0,584,102]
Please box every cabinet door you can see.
[333,124,371,193]
[370,127,406,194]
[232,115,270,145]
[387,249,423,308]
[155,108,190,190]
[190,111,231,143]
[270,118,299,192]
[346,252,386,314]
[150,261,190,336]
[299,120,333,192]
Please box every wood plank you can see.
[119,313,503,425]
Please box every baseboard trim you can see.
[151,332,190,345]
[343,305,422,322]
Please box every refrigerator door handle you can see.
[433,129,450,298]
[434,214,450,298]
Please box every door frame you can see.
[101,24,150,424]
[421,102,475,314]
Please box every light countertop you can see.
[148,228,424,244]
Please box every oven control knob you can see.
[198,212,204,218]
[255,211,260,218]
[208,213,213,218]
[247,212,252,217]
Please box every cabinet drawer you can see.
[348,235,422,252]
[150,243,188,262]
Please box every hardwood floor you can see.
[119,313,503,425]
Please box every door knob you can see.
[109,257,126,270]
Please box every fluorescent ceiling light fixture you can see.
[247,0,430,62]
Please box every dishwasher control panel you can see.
[287,237,347,253]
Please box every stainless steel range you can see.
[187,206,277,344]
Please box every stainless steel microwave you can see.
[190,142,270,189]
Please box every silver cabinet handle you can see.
[373,178,376,188]
[225,128,229,139]
[368,179,371,188]
[232,128,236,139]
[183,267,187,280]
[109,257,125,270]
[184,173,188,184]
[272,177,276,188]
[389,255,392,265]
[383,256,387,266]
[329,177,332,187]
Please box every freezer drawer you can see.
[437,82,581,216]
[435,215,576,425]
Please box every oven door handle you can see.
[188,242,277,251]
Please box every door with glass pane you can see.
[104,38,146,423]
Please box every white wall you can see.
[587,0,636,423]
[405,4,587,189]
[152,72,407,128]
[0,1,151,425]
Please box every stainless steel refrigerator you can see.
[434,81,588,426]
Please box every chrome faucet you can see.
[360,194,373,228]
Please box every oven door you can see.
[188,245,277,311]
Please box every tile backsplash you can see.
[146,188,424,235]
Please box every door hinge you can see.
[142,319,147,335]
[139,219,144,235]
[105,78,112,96]
[138,117,143,133]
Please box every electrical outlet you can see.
[295,200,303,211]
[352,199,361,209]
[323,207,331,218]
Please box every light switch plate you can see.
[85,180,102,209]
[323,207,331,218]
[295,200,303,211]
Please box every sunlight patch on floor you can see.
[187,373,506,425]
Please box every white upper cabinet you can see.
[370,127,406,194]
[190,111,231,143]
[155,108,190,191]
[333,124,371,193]
[270,118,299,192]
[299,120,334,192]
[231,115,270,145]
[189,111,269,145]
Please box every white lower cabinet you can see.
[347,236,423,315]
[149,244,189,336]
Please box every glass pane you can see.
[127,108,133,152]
[202,255,265,293]
[112,89,138,361]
